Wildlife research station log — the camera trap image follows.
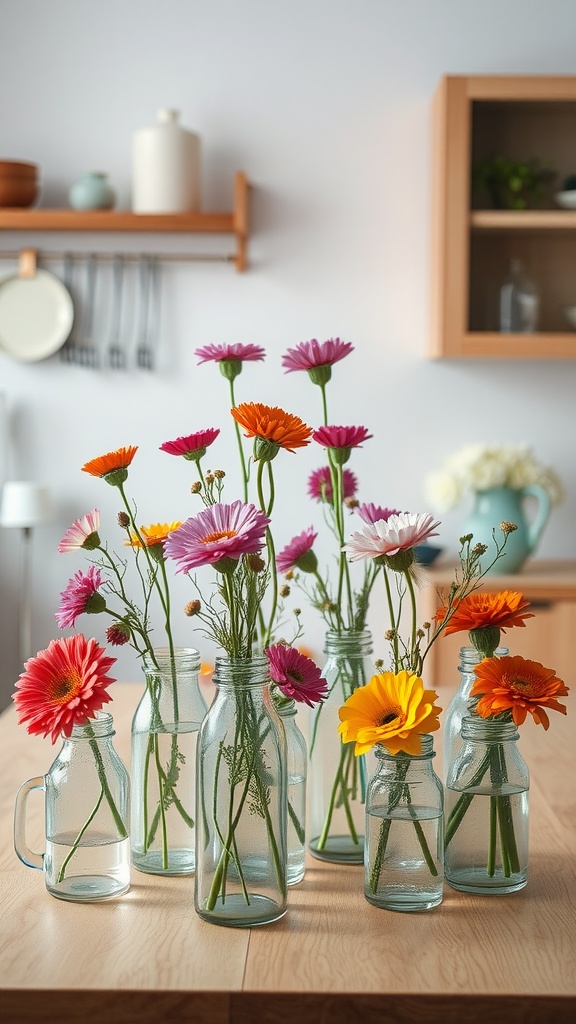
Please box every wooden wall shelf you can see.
[0,171,250,271]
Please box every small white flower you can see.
[425,443,563,511]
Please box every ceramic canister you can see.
[132,108,200,213]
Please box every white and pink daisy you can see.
[160,428,220,461]
[13,634,116,744]
[307,466,358,503]
[58,509,101,553]
[195,343,265,364]
[281,337,354,373]
[356,503,401,525]
[265,644,328,707]
[56,566,107,629]
[164,500,270,573]
[343,512,441,562]
[276,527,318,574]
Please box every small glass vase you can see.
[443,645,508,781]
[445,715,529,894]
[131,647,207,875]
[308,629,373,864]
[194,655,287,927]
[14,711,130,902]
[365,734,444,912]
[276,697,307,886]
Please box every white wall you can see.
[1,0,575,707]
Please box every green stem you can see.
[229,377,249,502]
[288,799,305,845]
[316,743,359,850]
[57,786,105,883]
[382,568,400,671]
[86,728,127,838]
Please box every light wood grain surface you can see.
[1,679,574,1024]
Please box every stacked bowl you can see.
[0,160,39,207]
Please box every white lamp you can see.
[0,481,53,663]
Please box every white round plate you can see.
[554,190,576,210]
[0,268,74,362]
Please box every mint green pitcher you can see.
[463,485,551,574]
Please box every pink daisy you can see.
[160,427,220,460]
[281,337,354,373]
[12,634,116,744]
[276,527,318,574]
[56,566,106,629]
[343,512,441,562]
[356,503,401,525]
[313,425,373,450]
[195,343,265,364]
[307,466,358,503]
[164,500,270,573]
[106,623,131,646]
[265,645,329,707]
[58,509,101,553]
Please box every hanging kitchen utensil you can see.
[60,252,79,363]
[76,253,99,368]
[106,254,125,370]
[0,249,74,362]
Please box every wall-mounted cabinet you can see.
[0,171,249,271]
[430,75,576,358]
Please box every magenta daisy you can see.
[160,427,220,461]
[265,645,329,707]
[282,337,354,373]
[195,343,265,364]
[343,512,441,563]
[56,566,107,629]
[313,425,373,450]
[106,623,131,646]
[356,503,401,525]
[277,527,318,574]
[307,466,358,503]
[58,509,101,553]
[164,500,270,573]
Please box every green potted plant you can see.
[472,156,556,210]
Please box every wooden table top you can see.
[1,681,574,1024]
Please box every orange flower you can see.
[436,590,533,635]
[471,655,569,729]
[82,446,138,481]
[230,402,312,455]
[127,522,182,549]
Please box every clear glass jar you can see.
[445,715,529,894]
[131,647,206,875]
[195,656,287,927]
[365,734,444,912]
[14,711,130,902]
[308,629,373,863]
[443,645,509,780]
[276,697,307,886]
[499,258,539,333]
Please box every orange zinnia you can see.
[82,446,138,478]
[470,655,569,729]
[436,590,533,635]
[230,402,312,453]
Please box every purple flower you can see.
[160,428,220,461]
[356,503,401,525]
[56,566,106,629]
[276,527,318,574]
[195,343,265,364]
[164,500,270,573]
[281,338,354,373]
[307,466,358,503]
[265,645,329,707]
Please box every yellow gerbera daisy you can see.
[338,670,442,756]
[126,522,182,549]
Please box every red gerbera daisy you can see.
[12,634,117,743]
[265,644,328,707]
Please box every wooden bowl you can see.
[0,176,39,207]
[0,160,38,180]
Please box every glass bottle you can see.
[445,715,529,894]
[308,629,373,864]
[195,656,287,927]
[499,259,539,333]
[131,647,206,875]
[14,711,130,902]
[442,645,509,781]
[276,697,307,886]
[365,734,444,912]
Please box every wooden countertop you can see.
[1,681,574,1024]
